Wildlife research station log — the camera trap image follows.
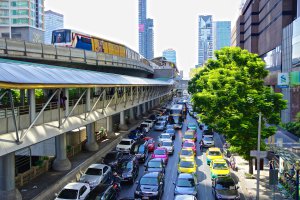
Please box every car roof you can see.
[89,184,111,194]
[88,163,107,169]
[121,138,133,142]
[155,147,167,150]
[143,137,153,140]
[178,173,194,179]
[216,176,235,183]
[162,139,173,143]
[208,147,221,151]
[161,133,171,136]
[213,159,226,163]
[64,182,88,190]
[180,157,195,161]
[142,171,160,178]
[149,158,163,162]
[183,140,195,144]
[181,148,193,151]
[120,154,135,162]
[174,194,196,200]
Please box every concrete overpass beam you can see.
[0,153,21,200]
[119,111,128,131]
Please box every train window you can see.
[77,35,91,44]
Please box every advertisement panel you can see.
[277,73,289,88]
[291,71,300,85]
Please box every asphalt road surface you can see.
[118,113,240,200]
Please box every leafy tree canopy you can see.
[188,47,286,161]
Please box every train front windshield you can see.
[52,30,71,44]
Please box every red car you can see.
[182,140,196,153]
[151,147,168,165]
[143,137,155,152]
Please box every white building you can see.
[44,10,64,44]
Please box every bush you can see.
[282,122,300,136]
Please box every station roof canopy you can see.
[0,59,173,89]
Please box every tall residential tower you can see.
[44,10,64,44]
[0,0,45,42]
[163,49,176,64]
[198,15,213,67]
[138,0,154,59]
[213,21,231,51]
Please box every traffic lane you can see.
[118,126,183,199]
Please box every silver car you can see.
[154,121,166,131]
[79,164,112,189]
[174,173,199,196]
[160,139,174,154]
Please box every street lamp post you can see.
[295,160,300,200]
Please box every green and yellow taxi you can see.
[210,159,230,179]
[206,147,223,165]
[178,157,197,174]
[187,123,197,131]
[179,148,195,160]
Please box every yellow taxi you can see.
[210,159,230,178]
[178,157,197,174]
[179,148,195,160]
[182,130,197,142]
[206,147,223,165]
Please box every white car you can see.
[202,136,215,147]
[144,119,154,128]
[158,133,172,143]
[160,139,174,154]
[55,182,90,200]
[79,164,112,189]
[116,138,135,153]
[140,122,151,133]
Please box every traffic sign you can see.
[250,150,267,158]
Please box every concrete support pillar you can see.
[147,101,151,113]
[119,111,128,130]
[106,115,113,136]
[129,107,136,124]
[20,89,25,106]
[53,88,72,171]
[137,105,142,119]
[142,103,147,116]
[28,89,35,123]
[85,123,99,151]
[85,89,99,151]
[0,153,21,200]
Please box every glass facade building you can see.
[163,49,176,64]
[213,21,231,51]
[198,15,213,67]
[138,0,154,59]
[0,0,44,42]
[44,10,64,44]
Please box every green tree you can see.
[189,47,286,173]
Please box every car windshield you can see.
[177,178,195,187]
[57,189,78,199]
[188,124,196,127]
[209,151,221,156]
[167,125,173,129]
[154,149,166,155]
[140,177,158,186]
[145,120,152,123]
[148,161,162,168]
[213,163,228,170]
[85,168,102,175]
[183,143,194,147]
[166,129,174,133]
[122,161,133,170]
[119,141,131,145]
[204,137,213,141]
[161,135,170,139]
[138,145,145,153]
[184,134,194,139]
[162,141,172,146]
[180,161,194,168]
[216,181,236,190]
[181,149,193,156]
[105,152,117,160]
[156,122,162,126]
[140,124,147,128]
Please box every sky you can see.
[45,0,242,79]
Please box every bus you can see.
[168,104,184,129]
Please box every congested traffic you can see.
[55,96,241,200]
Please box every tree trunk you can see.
[249,159,253,174]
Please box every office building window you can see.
[0,1,9,8]
[0,10,9,16]
[0,18,9,24]
[11,1,29,7]
[11,10,29,15]
[12,18,29,24]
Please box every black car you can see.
[144,158,165,173]
[212,176,240,200]
[135,172,165,199]
[85,184,117,200]
[102,151,123,169]
[117,155,139,184]
[130,140,149,162]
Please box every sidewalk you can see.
[19,116,148,200]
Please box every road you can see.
[118,113,237,200]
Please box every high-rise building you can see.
[138,0,154,59]
[44,10,63,44]
[213,21,231,51]
[0,0,45,43]
[162,49,176,64]
[198,15,213,67]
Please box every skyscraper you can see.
[163,49,176,64]
[0,0,45,42]
[198,15,213,67]
[138,0,154,59]
[213,21,231,51]
[44,10,64,44]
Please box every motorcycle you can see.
[112,182,121,195]
[229,156,238,171]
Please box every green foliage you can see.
[188,47,287,161]
[282,122,300,136]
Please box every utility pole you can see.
[256,112,262,200]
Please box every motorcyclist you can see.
[112,172,122,192]
[199,139,204,151]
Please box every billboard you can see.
[139,24,145,32]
